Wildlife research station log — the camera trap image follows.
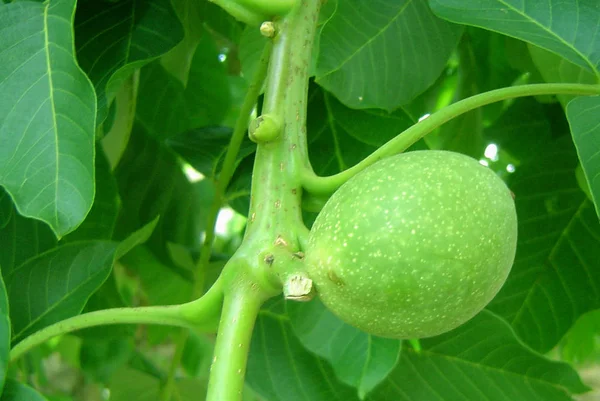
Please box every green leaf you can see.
[61,151,119,242]
[246,313,361,401]
[529,45,598,106]
[115,216,160,260]
[0,190,12,230]
[0,0,97,238]
[287,299,401,399]
[429,0,600,79]
[6,241,117,344]
[0,210,57,279]
[0,275,9,394]
[425,33,484,158]
[488,136,600,352]
[166,126,256,177]
[316,0,463,111]
[307,84,417,177]
[114,125,209,270]
[109,366,207,401]
[74,0,184,124]
[367,311,588,400]
[135,30,231,140]
[560,309,600,364]
[566,95,600,218]
[0,380,48,401]
[79,336,134,383]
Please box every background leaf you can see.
[0,380,48,401]
[0,275,9,394]
[316,0,463,111]
[74,0,184,124]
[566,95,600,218]
[288,299,401,399]
[367,311,588,401]
[487,136,600,352]
[246,312,361,401]
[429,0,600,79]
[135,29,232,140]
[0,190,12,230]
[0,0,96,237]
[6,241,117,344]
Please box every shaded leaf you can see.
[316,0,462,111]
[74,0,184,124]
[0,380,48,401]
[488,136,600,352]
[0,210,57,279]
[166,126,256,178]
[135,30,231,140]
[0,189,12,230]
[529,45,598,106]
[7,241,117,344]
[288,298,401,399]
[566,95,600,218]
[246,313,360,401]
[110,366,211,401]
[559,309,600,364]
[0,275,8,394]
[307,84,417,177]
[0,0,96,237]
[61,151,119,242]
[367,311,588,401]
[429,0,600,78]
[115,216,159,260]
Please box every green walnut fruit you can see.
[305,150,517,339]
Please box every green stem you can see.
[192,41,273,297]
[10,276,224,364]
[206,277,263,401]
[301,83,600,196]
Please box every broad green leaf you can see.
[529,45,598,106]
[6,241,117,344]
[316,0,463,111]
[367,311,588,401]
[0,190,11,230]
[287,299,401,399]
[559,309,600,364]
[115,216,160,260]
[307,85,417,177]
[0,380,47,401]
[239,26,268,82]
[61,151,119,242]
[115,125,209,269]
[429,0,600,79]
[566,96,600,218]
[0,209,57,279]
[488,136,600,352]
[74,0,184,124]
[0,275,9,394]
[135,30,231,140]
[0,0,96,237]
[246,313,360,401]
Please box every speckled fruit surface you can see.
[305,150,518,339]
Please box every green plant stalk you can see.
[206,0,322,399]
[206,275,264,400]
[301,83,600,196]
[192,41,273,297]
[9,276,224,364]
[154,41,274,401]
